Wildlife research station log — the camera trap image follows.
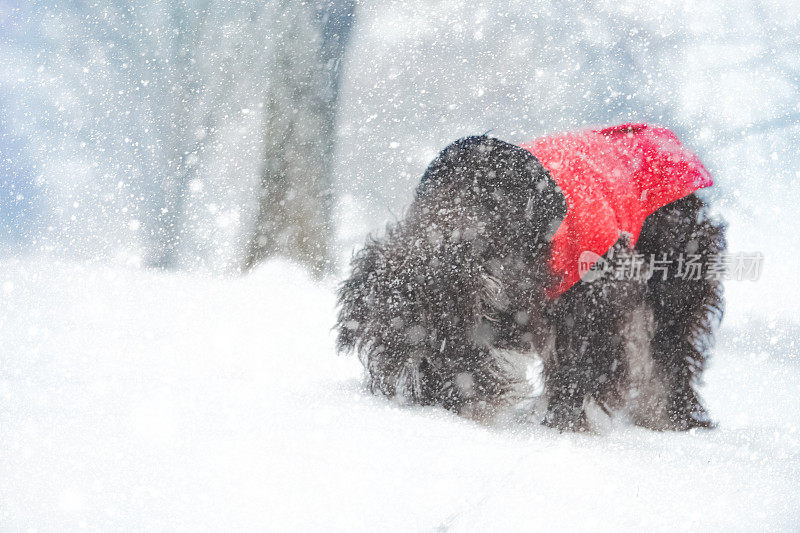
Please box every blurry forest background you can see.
[1,0,799,312]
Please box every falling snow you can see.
[1,0,799,530]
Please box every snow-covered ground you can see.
[1,258,798,531]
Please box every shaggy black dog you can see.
[336,135,726,431]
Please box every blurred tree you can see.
[148,0,211,269]
[243,0,355,277]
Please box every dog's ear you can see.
[416,135,566,238]
[417,135,512,195]
[520,152,567,240]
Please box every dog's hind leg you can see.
[636,193,727,430]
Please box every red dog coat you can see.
[519,123,713,297]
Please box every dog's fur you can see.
[336,136,726,431]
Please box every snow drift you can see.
[0,258,797,530]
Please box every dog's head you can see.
[407,136,568,353]
[415,135,566,244]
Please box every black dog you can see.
[336,130,726,431]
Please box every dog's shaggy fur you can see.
[336,136,726,431]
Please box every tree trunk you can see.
[244,0,355,277]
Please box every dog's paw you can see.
[542,405,590,432]
[668,412,716,431]
[640,407,716,431]
[662,399,717,431]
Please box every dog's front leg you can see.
[541,299,615,432]
[542,313,625,432]
[541,251,645,431]
[542,357,592,431]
